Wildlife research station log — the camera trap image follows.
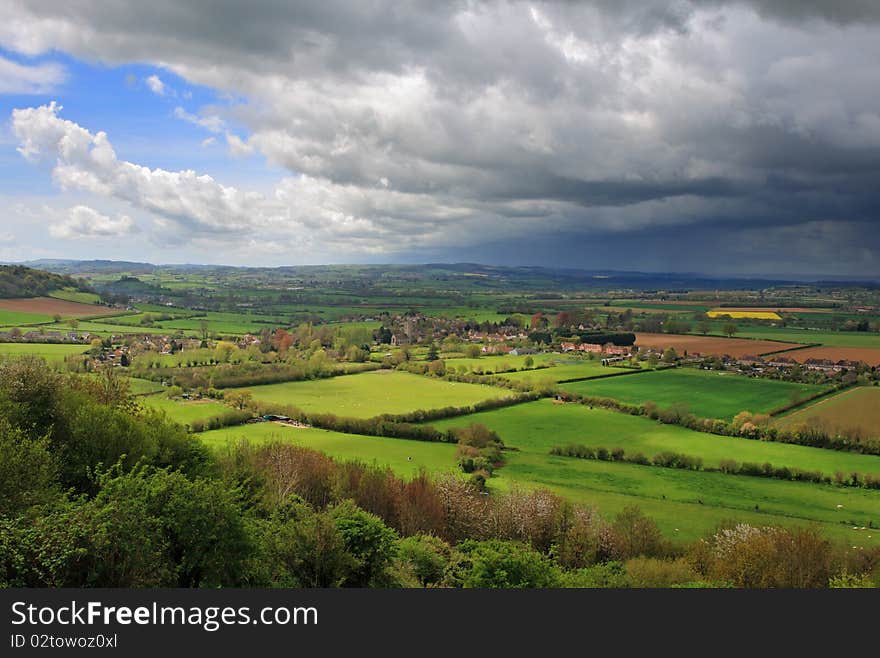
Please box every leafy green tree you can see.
[426,342,439,361]
[610,506,666,559]
[0,357,63,440]
[0,419,59,516]
[447,540,561,588]
[723,322,738,338]
[395,534,452,587]
[331,500,399,587]
[0,494,171,588]
[56,394,159,492]
[558,562,630,588]
[224,389,254,411]
[94,467,252,587]
[256,500,357,587]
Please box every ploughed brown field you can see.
[0,297,120,317]
[634,332,806,358]
[776,346,880,366]
[775,387,880,438]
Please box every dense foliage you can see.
[1,356,878,589]
[0,265,91,299]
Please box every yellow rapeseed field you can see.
[707,310,782,320]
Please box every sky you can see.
[0,1,878,277]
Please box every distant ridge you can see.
[5,259,877,289]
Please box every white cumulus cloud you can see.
[11,102,489,256]
[145,74,165,95]
[50,205,137,239]
[0,54,65,94]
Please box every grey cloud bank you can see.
[1,0,878,275]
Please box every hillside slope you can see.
[0,265,92,299]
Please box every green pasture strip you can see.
[491,454,879,545]
[198,422,458,478]
[0,342,87,362]
[0,309,53,325]
[428,399,880,480]
[237,370,514,419]
[126,377,166,395]
[48,289,103,304]
[558,368,827,421]
[139,396,230,425]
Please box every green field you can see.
[49,289,103,304]
[498,362,637,383]
[443,353,560,372]
[59,320,172,336]
[123,310,284,335]
[494,451,880,545]
[239,370,514,418]
[0,309,53,326]
[609,300,711,312]
[139,396,229,425]
[199,422,458,477]
[0,343,86,362]
[442,354,631,382]
[425,399,879,544]
[559,368,827,420]
[429,399,880,479]
[190,398,880,545]
[127,378,166,395]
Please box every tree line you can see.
[550,444,880,489]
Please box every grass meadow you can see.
[558,368,827,420]
[493,452,880,545]
[429,399,880,479]
[0,343,86,362]
[240,370,514,418]
[497,361,636,383]
[138,395,230,425]
[198,422,459,477]
[126,378,166,395]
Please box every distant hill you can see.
[19,259,158,275]
[0,265,93,299]
[99,275,169,297]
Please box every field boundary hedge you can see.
[767,384,854,417]
[549,444,880,490]
[557,382,880,455]
[555,365,671,385]
[758,343,824,357]
[135,361,383,389]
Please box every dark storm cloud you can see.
[2,0,879,274]
[733,0,880,25]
